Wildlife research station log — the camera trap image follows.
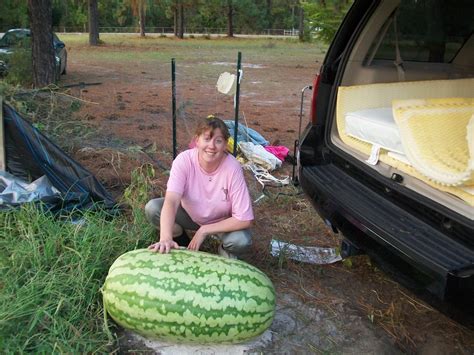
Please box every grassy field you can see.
[60,33,326,65]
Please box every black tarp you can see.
[2,102,115,212]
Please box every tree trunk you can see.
[298,5,304,41]
[88,0,100,45]
[174,6,178,36]
[139,2,146,37]
[28,0,56,87]
[178,3,184,39]
[266,0,273,29]
[227,0,234,37]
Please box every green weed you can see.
[122,164,155,208]
[122,164,156,230]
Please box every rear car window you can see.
[367,0,473,63]
[0,31,31,47]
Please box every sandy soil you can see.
[60,39,473,354]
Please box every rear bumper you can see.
[300,163,474,302]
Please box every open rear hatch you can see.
[299,0,474,302]
[330,0,474,219]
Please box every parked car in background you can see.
[297,0,473,307]
[0,28,67,79]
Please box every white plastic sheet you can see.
[0,171,60,205]
[216,72,237,96]
[270,238,342,265]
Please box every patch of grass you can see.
[0,81,20,99]
[122,163,157,227]
[262,41,276,49]
[5,47,33,87]
[0,167,155,352]
[72,49,174,63]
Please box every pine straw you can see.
[355,278,474,353]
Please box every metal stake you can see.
[292,84,312,184]
[171,58,177,159]
[233,52,242,157]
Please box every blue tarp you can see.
[224,120,269,146]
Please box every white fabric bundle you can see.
[238,141,282,171]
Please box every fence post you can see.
[171,58,177,159]
[233,52,242,157]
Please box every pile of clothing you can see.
[224,120,289,171]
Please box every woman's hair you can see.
[195,116,230,140]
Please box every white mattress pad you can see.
[345,107,404,154]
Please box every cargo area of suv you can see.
[298,0,473,303]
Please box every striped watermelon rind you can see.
[102,248,275,343]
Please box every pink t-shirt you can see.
[167,148,254,225]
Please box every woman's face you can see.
[196,128,227,167]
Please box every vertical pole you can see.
[233,51,241,157]
[0,96,4,171]
[171,58,177,159]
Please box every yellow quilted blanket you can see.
[336,79,474,206]
[392,97,474,186]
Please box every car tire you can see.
[61,55,67,75]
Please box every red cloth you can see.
[264,145,289,161]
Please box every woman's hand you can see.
[148,240,178,254]
[187,228,207,251]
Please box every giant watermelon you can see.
[102,248,275,343]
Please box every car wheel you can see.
[55,66,60,83]
[61,55,67,75]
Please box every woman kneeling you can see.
[145,117,253,259]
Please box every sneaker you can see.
[174,231,190,247]
[218,244,238,259]
[208,234,220,241]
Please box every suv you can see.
[297,0,473,304]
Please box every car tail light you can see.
[309,74,321,125]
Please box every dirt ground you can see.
[58,37,473,354]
